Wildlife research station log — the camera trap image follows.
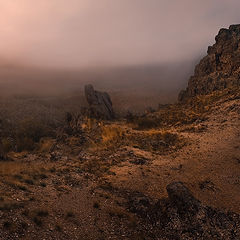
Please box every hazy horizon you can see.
[0,0,240,70]
[0,0,240,106]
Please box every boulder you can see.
[166,181,200,213]
[127,182,240,239]
[84,84,114,120]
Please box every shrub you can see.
[162,132,179,145]
[134,117,158,130]
[16,137,35,152]
[101,125,125,144]
[17,119,49,142]
[15,118,55,152]
[1,138,14,153]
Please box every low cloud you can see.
[0,0,239,69]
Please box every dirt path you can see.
[0,98,239,239]
[107,98,240,213]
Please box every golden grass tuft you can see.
[37,138,55,153]
[101,125,125,144]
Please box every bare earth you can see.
[0,95,239,239]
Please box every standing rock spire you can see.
[84,84,115,120]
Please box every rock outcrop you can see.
[84,84,114,120]
[166,181,201,213]
[128,182,240,239]
[179,24,240,101]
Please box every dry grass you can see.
[101,125,125,145]
[128,88,240,130]
[85,120,184,156]
[0,87,239,239]
[0,161,51,177]
[128,130,183,153]
[37,138,55,153]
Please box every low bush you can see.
[1,118,56,152]
[134,117,159,130]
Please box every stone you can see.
[84,84,114,120]
[179,24,240,101]
[166,181,200,213]
[127,182,240,239]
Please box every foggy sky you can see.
[0,0,240,69]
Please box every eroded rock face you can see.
[84,84,114,120]
[179,24,240,101]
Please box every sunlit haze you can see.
[0,0,240,69]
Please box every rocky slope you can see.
[0,88,239,240]
[0,25,240,239]
[179,24,240,101]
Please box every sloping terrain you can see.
[0,23,240,240]
[0,88,239,239]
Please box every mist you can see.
[0,0,240,108]
[0,0,239,69]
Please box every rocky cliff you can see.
[179,24,240,101]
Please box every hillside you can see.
[0,87,239,239]
[0,25,240,239]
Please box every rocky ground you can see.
[0,89,239,239]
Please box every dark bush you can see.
[0,117,56,153]
[16,119,50,142]
[134,117,159,130]
[1,138,14,153]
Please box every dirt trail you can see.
[0,98,239,239]
[107,98,240,213]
